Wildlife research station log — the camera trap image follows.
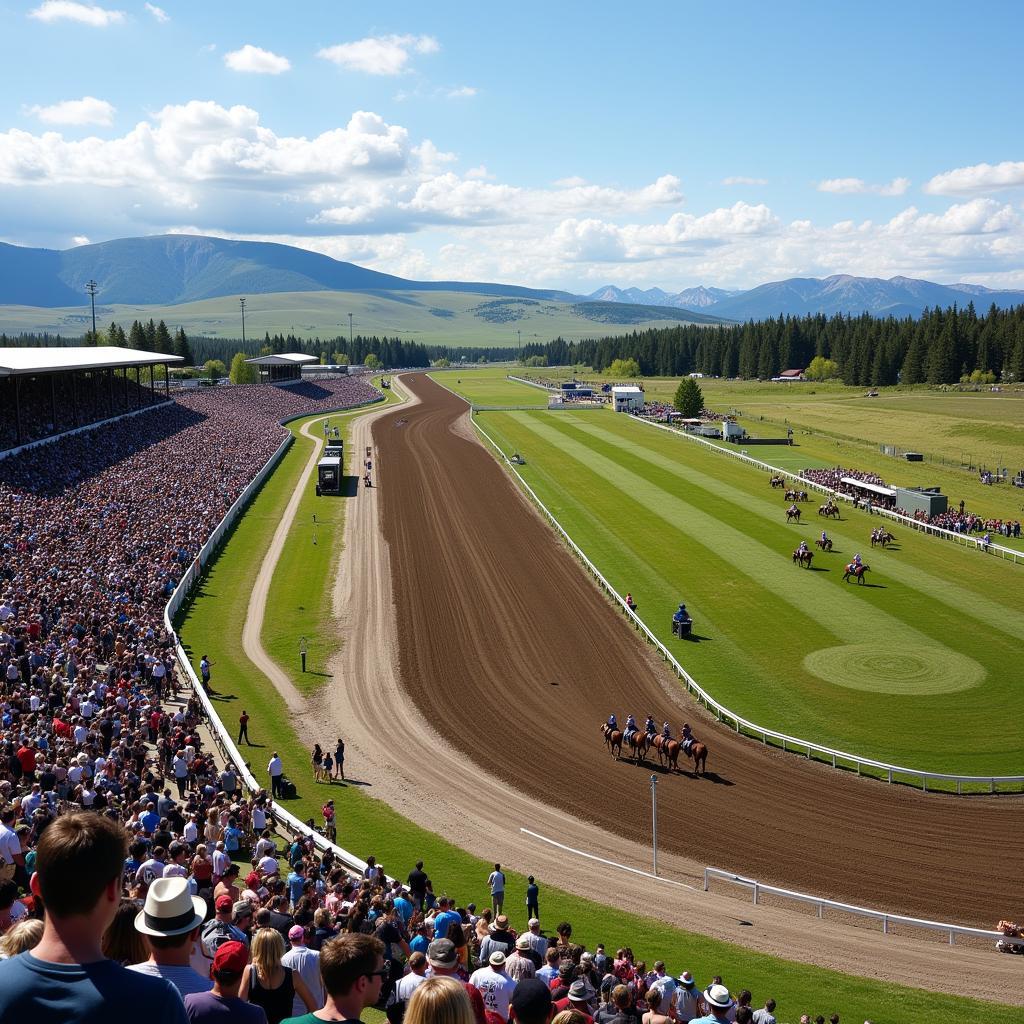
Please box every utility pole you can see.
[650,773,659,875]
[239,297,247,345]
[348,312,354,349]
[517,328,521,364]
[86,280,98,344]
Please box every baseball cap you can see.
[488,950,506,966]
[427,938,458,970]
[215,895,233,911]
[288,925,305,941]
[213,940,249,974]
[232,900,252,918]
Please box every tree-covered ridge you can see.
[529,302,1024,384]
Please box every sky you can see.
[1,0,1023,292]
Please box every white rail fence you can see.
[704,868,1022,949]
[164,398,385,877]
[468,415,1024,793]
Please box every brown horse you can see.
[843,562,870,584]
[683,738,709,775]
[792,548,813,567]
[622,729,650,764]
[815,537,833,552]
[600,723,623,759]
[786,506,801,523]
[650,734,681,771]
[818,503,840,519]
[770,476,785,488]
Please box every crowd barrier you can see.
[703,868,1023,949]
[467,413,1024,793]
[164,397,385,878]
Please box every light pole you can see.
[650,773,659,875]
[239,297,247,345]
[517,328,521,364]
[348,312,354,350]
[86,280,98,344]
[299,636,308,673]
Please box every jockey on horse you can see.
[644,715,657,738]
[623,714,638,745]
[680,723,696,755]
[607,713,618,732]
[853,552,863,567]
[662,722,672,740]
[798,539,809,554]
[821,529,828,545]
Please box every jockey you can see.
[853,552,863,566]
[662,722,672,739]
[625,592,636,609]
[821,530,828,544]
[607,713,618,731]
[644,715,657,736]
[681,723,694,752]
[798,540,808,553]
[624,714,637,740]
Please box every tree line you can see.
[524,302,1024,385]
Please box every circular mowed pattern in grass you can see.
[803,643,985,695]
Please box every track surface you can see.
[373,374,1023,926]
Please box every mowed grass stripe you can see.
[568,415,1024,645]
[480,411,1021,770]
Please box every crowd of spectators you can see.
[637,403,726,423]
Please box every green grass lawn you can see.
[175,389,1023,1022]
[473,405,1024,777]
[430,367,550,407]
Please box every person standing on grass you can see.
[200,655,214,695]
[268,753,284,799]
[525,876,539,922]
[487,864,505,915]
[0,813,187,1023]
[238,711,251,746]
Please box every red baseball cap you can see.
[215,895,233,911]
[213,940,249,974]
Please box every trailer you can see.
[316,456,343,496]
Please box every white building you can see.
[611,385,645,412]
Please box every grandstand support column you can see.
[149,364,155,403]
[163,363,169,399]
[71,372,78,426]
[135,366,141,409]
[107,367,114,418]
[14,376,22,445]
[50,375,56,430]
[123,367,128,407]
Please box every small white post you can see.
[650,774,658,876]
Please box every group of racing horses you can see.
[600,719,709,775]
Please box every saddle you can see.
[682,738,694,755]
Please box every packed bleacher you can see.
[638,402,727,422]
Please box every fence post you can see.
[753,882,759,906]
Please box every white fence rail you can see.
[164,398,384,877]
[703,868,1023,948]
[468,415,1024,793]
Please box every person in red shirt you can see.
[16,742,36,780]
[553,980,595,1024]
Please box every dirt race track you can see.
[372,374,1023,928]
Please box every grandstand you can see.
[0,346,183,453]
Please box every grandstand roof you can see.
[0,346,183,378]
[245,353,318,366]
[840,476,896,498]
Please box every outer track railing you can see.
[466,410,1024,794]
[703,868,1023,949]
[164,396,384,875]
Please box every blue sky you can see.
[2,0,1023,291]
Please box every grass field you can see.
[430,373,1024,775]
[174,386,1022,1022]
[0,288,714,345]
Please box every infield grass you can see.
[175,388,1023,1023]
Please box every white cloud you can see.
[224,44,291,75]
[27,96,115,126]
[28,1,124,26]
[554,176,588,188]
[924,160,1024,196]
[446,86,477,98]
[722,175,768,186]
[71,234,90,245]
[144,2,168,22]
[818,176,910,196]
[882,198,1016,236]
[317,34,440,75]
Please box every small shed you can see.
[894,486,947,517]
[611,386,645,412]
[245,353,318,382]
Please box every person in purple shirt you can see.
[185,941,267,1023]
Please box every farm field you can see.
[433,374,1024,774]
[0,288,709,345]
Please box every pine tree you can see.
[673,377,704,417]
[173,328,193,366]
[154,320,172,355]
[128,320,146,350]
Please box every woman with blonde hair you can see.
[405,976,474,1024]
[241,927,317,1024]
[0,918,43,958]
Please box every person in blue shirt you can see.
[223,818,243,857]
[287,862,307,907]
[431,896,462,943]
[0,812,186,1024]
[140,802,161,835]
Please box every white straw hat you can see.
[134,876,206,937]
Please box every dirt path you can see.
[309,375,1023,1005]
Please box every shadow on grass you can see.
[682,632,711,643]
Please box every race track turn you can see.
[372,374,1023,925]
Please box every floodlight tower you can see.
[348,312,354,348]
[86,280,99,344]
[239,297,247,345]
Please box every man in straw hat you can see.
[692,982,734,1024]
[129,875,211,997]
[0,812,187,1022]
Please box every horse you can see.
[792,547,813,567]
[682,738,709,775]
[818,503,840,519]
[786,506,801,523]
[650,734,681,771]
[815,537,833,552]
[600,723,623,759]
[618,729,651,761]
[842,562,870,584]
[770,476,785,488]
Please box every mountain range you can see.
[587,275,1024,319]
